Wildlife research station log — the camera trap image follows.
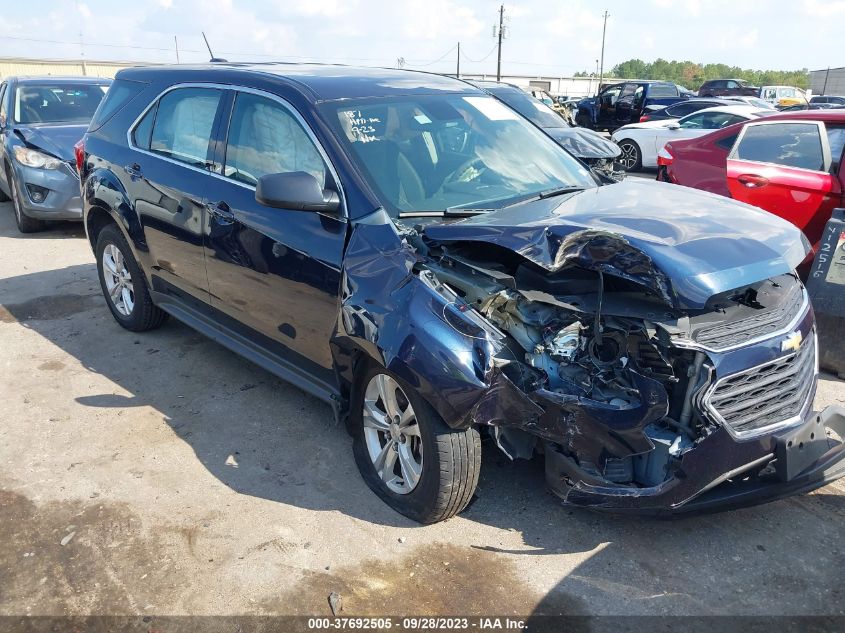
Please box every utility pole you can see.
[496,4,505,82]
[598,10,609,95]
[456,42,460,78]
[174,35,180,63]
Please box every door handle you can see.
[737,174,769,188]
[124,163,142,178]
[207,201,235,223]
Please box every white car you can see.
[611,105,771,171]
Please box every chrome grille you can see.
[704,333,816,437]
[694,282,805,350]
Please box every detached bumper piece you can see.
[545,405,845,514]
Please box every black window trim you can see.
[126,82,347,219]
[728,119,833,174]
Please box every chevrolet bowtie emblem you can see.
[781,331,803,353]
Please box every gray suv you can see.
[0,76,110,232]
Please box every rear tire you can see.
[351,365,481,524]
[7,163,44,233]
[95,224,167,332]
[617,139,643,172]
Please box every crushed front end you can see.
[418,233,845,514]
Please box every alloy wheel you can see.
[102,243,135,316]
[362,373,423,494]
[618,142,639,170]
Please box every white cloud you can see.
[804,0,845,15]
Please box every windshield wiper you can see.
[502,186,585,209]
[398,208,492,219]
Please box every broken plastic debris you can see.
[225,455,239,468]
[328,592,342,616]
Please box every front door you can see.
[201,89,347,385]
[596,84,623,128]
[727,120,844,251]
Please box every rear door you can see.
[126,85,225,304]
[199,88,347,387]
[726,120,842,249]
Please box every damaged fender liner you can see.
[470,368,669,469]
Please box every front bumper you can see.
[11,161,82,221]
[545,405,845,514]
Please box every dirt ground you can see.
[1,202,844,618]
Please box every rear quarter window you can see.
[88,79,143,131]
[648,84,680,98]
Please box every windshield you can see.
[14,83,109,124]
[487,87,567,128]
[321,94,595,217]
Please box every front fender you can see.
[332,220,505,428]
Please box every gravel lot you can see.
[1,200,844,618]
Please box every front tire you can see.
[95,224,167,332]
[352,366,481,524]
[617,139,643,172]
[7,163,44,233]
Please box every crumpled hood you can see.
[545,126,622,160]
[422,180,809,310]
[13,124,88,162]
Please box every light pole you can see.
[598,11,609,94]
[495,5,505,82]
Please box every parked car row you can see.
[611,105,772,171]
[3,64,845,524]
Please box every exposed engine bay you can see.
[409,230,808,493]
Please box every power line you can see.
[409,44,458,68]
[460,44,498,63]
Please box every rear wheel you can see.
[351,366,481,524]
[7,163,44,233]
[617,139,643,172]
[95,224,167,332]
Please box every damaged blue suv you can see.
[79,63,845,523]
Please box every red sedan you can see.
[659,110,845,256]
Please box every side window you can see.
[679,112,707,129]
[617,84,637,102]
[149,88,221,168]
[599,85,622,105]
[223,92,327,188]
[726,81,739,90]
[668,102,697,117]
[734,123,825,171]
[89,79,142,131]
[132,103,156,150]
[0,83,7,125]
[701,112,745,129]
[825,126,845,171]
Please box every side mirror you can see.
[666,122,681,130]
[256,171,340,213]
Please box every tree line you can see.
[575,58,810,90]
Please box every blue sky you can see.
[0,0,838,76]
